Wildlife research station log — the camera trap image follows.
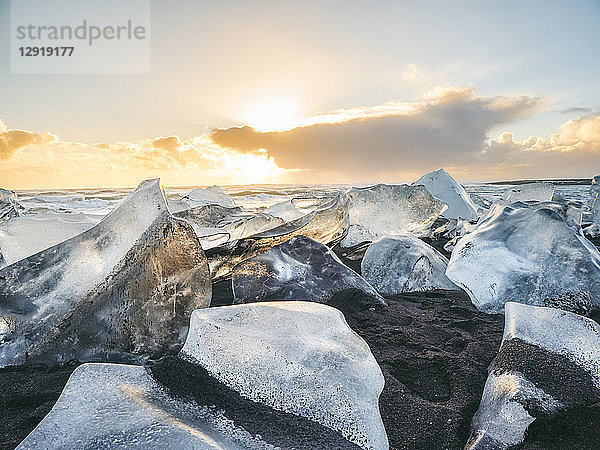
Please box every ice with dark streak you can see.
[361,236,459,295]
[446,201,600,314]
[208,193,349,280]
[232,235,386,305]
[0,179,211,367]
[16,362,278,450]
[340,184,446,248]
[413,169,478,221]
[181,301,389,450]
[466,302,600,449]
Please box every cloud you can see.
[560,107,593,115]
[468,113,600,179]
[0,120,56,160]
[211,86,541,174]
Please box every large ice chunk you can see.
[209,193,349,279]
[501,182,554,204]
[181,301,389,450]
[183,186,236,208]
[0,188,23,224]
[446,202,600,313]
[0,212,96,265]
[0,179,211,367]
[361,236,459,295]
[175,205,284,250]
[340,184,445,248]
[232,235,385,305]
[413,169,478,221]
[18,362,310,449]
[466,302,600,449]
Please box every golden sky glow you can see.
[1,86,599,189]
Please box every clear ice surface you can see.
[175,205,284,250]
[446,201,600,313]
[0,212,96,266]
[0,179,211,367]
[17,363,273,449]
[501,182,555,204]
[361,236,459,295]
[181,301,389,450]
[466,302,600,449]
[413,169,478,221]
[232,235,385,305]
[208,193,349,279]
[340,184,446,248]
[182,186,236,208]
[266,200,305,221]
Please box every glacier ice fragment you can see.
[0,179,211,367]
[340,184,445,248]
[413,169,478,221]
[232,235,385,305]
[361,236,459,295]
[181,301,389,450]
[466,302,600,449]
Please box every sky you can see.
[1,0,599,188]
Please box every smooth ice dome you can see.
[340,184,446,248]
[361,236,459,295]
[0,179,211,367]
[413,169,478,221]
[181,301,389,450]
[183,186,236,208]
[446,201,600,313]
[17,363,289,449]
[0,212,96,266]
[209,193,349,279]
[466,302,600,449]
[501,182,554,203]
[232,235,385,305]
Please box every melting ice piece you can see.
[340,184,445,248]
[232,235,385,305]
[501,182,554,203]
[446,202,600,314]
[0,188,23,224]
[0,179,211,367]
[413,169,478,221]
[466,302,600,449]
[0,212,96,266]
[361,236,459,295]
[180,301,389,450]
[176,205,284,250]
[19,362,322,450]
[183,186,236,208]
[208,193,349,279]
[266,200,305,221]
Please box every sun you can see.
[242,97,298,132]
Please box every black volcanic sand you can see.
[1,237,600,449]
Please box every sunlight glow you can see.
[242,97,298,132]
